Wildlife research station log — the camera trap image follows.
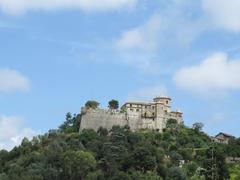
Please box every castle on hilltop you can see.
[80,96,183,132]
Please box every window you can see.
[166,100,168,104]
[152,106,155,109]
[136,109,139,112]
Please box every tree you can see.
[59,113,80,133]
[203,145,229,180]
[129,170,162,180]
[192,122,204,132]
[97,127,108,137]
[183,162,198,177]
[169,151,183,166]
[166,167,186,180]
[229,164,240,180]
[166,119,178,129]
[1,110,238,180]
[86,170,105,180]
[131,146,157,172]
[59,112,73,131]
[62,150,96,180]
[108,100,119,110]
[0,173,8,180]
[110,171,131,180]
[85,100,100,109]
[166,119,180,136]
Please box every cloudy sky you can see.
[1,0,240,150]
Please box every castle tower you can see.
[153,96,171,131]
[153,96,171,113]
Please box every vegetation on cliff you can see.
[0,112,240,180]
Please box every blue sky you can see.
[1,0,240,150]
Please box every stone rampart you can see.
[79,97,183,132]
[80,109,127,131]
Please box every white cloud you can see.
[127,85,168,101]
[117,1,205,51]
[115,14,163,73]
[115,14,162,73]
[0,0,137,15]
[117,14,162,51]
[0,68,30,92]
[115,14,167,72]
[0,115,39,150]
[115,2,204,73]
[174,52,240,94]
[202,0,240,32]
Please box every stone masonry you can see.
[80,96,183,132]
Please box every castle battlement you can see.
[81,107,125,115]
[80,96,183,132]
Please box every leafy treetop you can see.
[108,99,119,109]
[85,100,100,109]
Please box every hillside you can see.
[0,113,240,180]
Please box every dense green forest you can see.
[1,112,240,180]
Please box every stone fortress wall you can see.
[80,108,127,131]
[80,96,183,132]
